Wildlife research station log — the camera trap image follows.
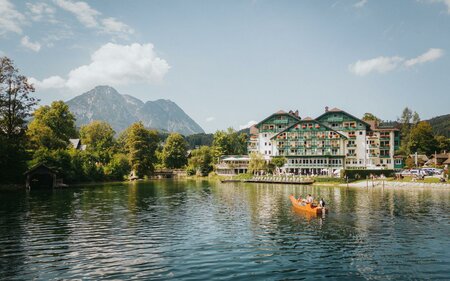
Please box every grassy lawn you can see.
[387,176,448,184]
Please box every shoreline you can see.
[340,180,450,189]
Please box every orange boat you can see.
[289,195,328,215]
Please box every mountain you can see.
[426,114,450,137]
[66,86,204,135]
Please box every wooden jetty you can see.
[221,176,314,185]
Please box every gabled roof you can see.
[69,138,80,148]
[315,108,371,128]
[24,163,57,175]
[255,110,301,128]
[271,119,348,140]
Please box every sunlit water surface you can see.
[1,180,449,280]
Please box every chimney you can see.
[325,106,329,112]
[295,110,299,117]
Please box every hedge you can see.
[343,169,395,180]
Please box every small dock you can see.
[221,176,315,185]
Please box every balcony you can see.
[273,119,289,124]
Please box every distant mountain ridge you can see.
[66,86,204,135]
[426,114,450,137]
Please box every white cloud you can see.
[29,76,66,89]
[420,0,450,14]
[0,0,26,36]
[20,36,41,52]
[239,120,257,130]
[349,56,404,76]
[206,116,215,122]
[54,0,133,36]
[54,0,99,28]
[30,42,170,92]
[349,48,444,76]
[102,17,134,34]
[354,0,368,8]
[404,48,444,67]
[26,2,56,22]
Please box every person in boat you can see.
[306,194,314,204]
[319,198,326,208]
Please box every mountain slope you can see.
[66,86,204,135]
[427,114,450,137]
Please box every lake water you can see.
[0,180,449,280]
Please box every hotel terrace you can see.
[218,107,402,176]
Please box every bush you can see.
[186,166,196,176]
[104,153,131,180]
[344,169,395,180]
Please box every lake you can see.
[1,180,449,280]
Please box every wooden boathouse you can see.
[24,164,58,189]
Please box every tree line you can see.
[0,56,248,183]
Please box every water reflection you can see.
[0,181,449,280]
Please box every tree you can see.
[27,101,77,149]
[123,122,159,178]
[248,152,267,175]
[187,146,213,176]
[271,156,286,168]
[398,107,413,155]
[212,128,247,160]
[80,120,116,164]
[409,121,438,155]
[104,153,130,180]
[412,111,420,125]
[162,133,188,168]
[362,113,380,122]
[0,57,38,182]
[435,135,450,153]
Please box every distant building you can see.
[407,154,429,167]
[247,107,402,175]
[425,153,450,166]
[25,164,57,189]
[216,155,251,175]
[69,139,87,151]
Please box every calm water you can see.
[0,181,449,280]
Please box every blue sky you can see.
[1,0,449,133]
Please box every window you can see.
[359,131,363,135]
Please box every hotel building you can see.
[248,107,402,175]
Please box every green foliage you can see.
[188,146,213,176]
[30,148,74,181]
[123,122,159,178]
[104,153,130,180]
[185,133,214,149]
[362,113,380,122]
[271,156,286,168]
[162,133,188,168]
[409,121,438,155]
[212,128,247,160]
[427,114,450,138]
[344,169,395,180]
[80,120,116,164]
[0,56,38,183]
[27,101,77,150]
[248,152,267,175]
[399,107,413,154]
[435,135,450,152]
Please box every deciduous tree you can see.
[0,57,38,182]
[409,121,438,155]
[80,120,116,164]
[123,122,159,178]
[27,101,77,149]
[162,133,188,168]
